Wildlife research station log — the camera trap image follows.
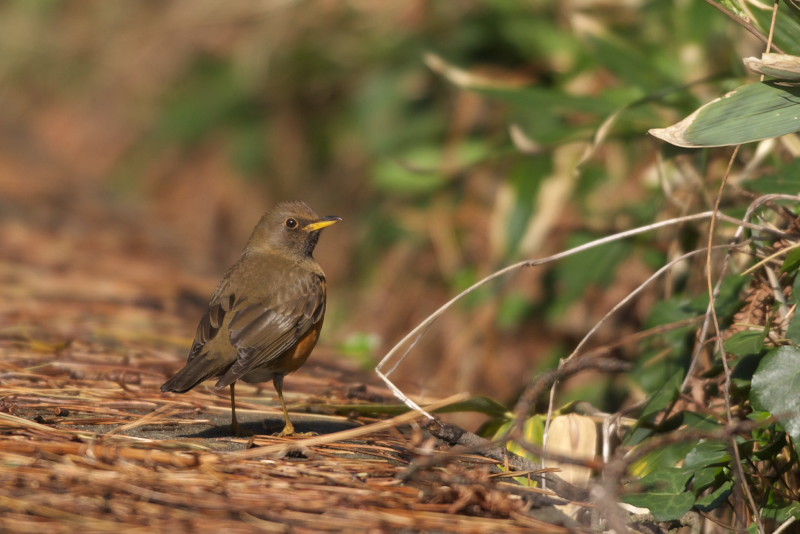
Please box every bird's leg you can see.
[273,374,296,436]
[230,383,242,436]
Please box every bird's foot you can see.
[276,430,317,437]
[273,422,316,437]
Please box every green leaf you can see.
[794,275,800,306]
[684,439,730,470]
[548,235,632,319]
[433,396,509,418]
[759,501,800,524]
[622,467,695,521]
[424,53,640,146]
[750,346,800,454]
[682,411,723,430]
[493,414,547,485]
[474,85,618,116]
[747,2,800,56]
[695,480,732,511]
[687,273,750,319]
[783,247,800,273]
[158,54,249,146]
[497,293,533,329]
[230,123,269,177]
[338,332,381,369]
[373,151,446,194]
[753,431,787,461]
[640,370,682,422]
[690,465,723,492]
[723,330,766,357]
[650,81,800,148]
[731,353,763,387]
[587,34,672,91]
[629,412,720,476]
[788,312,800,345]
[748,410,772,423]
[743,160,800,195]
[372,141,491,194]
[318,396,508,418]
[629,440,694,477]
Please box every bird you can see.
[161,201,341,436]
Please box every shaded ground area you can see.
[0,218,578,533]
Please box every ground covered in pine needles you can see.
[0,219,582,533]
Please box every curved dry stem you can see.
[537,243,743,478]
[703,145,763,531]
[682,193,800,393]
[375,207,796,418]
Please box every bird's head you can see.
[247,201,341,258]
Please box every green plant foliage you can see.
[694,481,732,511]
[629,412,721,477]
[496,293,533,330]
[354,68,446,156]
[758,501,800,530]
[622,467,695,521]
[788,313,800,345]
[639,371,683,424]
[644,297,697,334]
[434,395,509,418]
[744,0,800,55]
[651,81,800,148]
[492,413,546,486]
[751,346,800,454]
[547,235,632,320]
[723,329,767,357]
[408,3,800,527]
[450,267,499,312]
[338,332,382,370]
[743,159,800,195]
[783,247,800,273]
[8,1,800,529]
[321,395,509,418]
[502,156,549,259]
[406,2,800,529]
[231,122,269,178]
[158,55,255,146]
[690,465,725,494]
[373,141,492,194]
[751,424,787,461]
[632,306,692,412]
[731,352,764,389]
[689,273,751,320]
[794,275,800,306]
[684,439,731,470]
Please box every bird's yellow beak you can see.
[303,216,342,232]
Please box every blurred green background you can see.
[0,0,774,413]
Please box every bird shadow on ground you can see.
[185,416,360,439]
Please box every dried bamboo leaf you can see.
[744,53,800,80]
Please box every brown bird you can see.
[161,201,341,436]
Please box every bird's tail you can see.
[160,354,226,393]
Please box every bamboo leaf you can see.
[744,53,800,81]
[650,81,800,148]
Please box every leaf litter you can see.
[0,224,579,533]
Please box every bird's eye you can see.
[285,218,298,229]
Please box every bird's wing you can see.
[187,274,237,362]
[217,273,326,386]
